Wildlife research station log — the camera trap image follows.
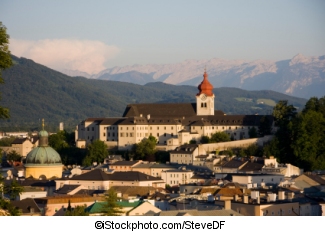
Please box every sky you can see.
[1,0,325,74]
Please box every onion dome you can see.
[25,119,62,165]
[197,69,213,96]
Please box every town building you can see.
[75,70,274,151]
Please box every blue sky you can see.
[1,0,325,74]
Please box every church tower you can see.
[196,69,215,115]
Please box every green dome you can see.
[25,146,62,165]
[25,126,62,165]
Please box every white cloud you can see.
[10,39,120,74]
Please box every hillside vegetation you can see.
[0,56,307,132]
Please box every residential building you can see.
[161,168,193,186]
[0,137,38,158]
[55,169,165,191]
[132,162,177,177]
[109,160,142,171]
[34,195,104,216]
[127,201,161,216]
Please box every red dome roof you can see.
[197,70,213,96]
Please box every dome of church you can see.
[197,70,213,96]
[25,146,62,165]
[25,126,61,165]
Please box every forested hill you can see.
[0,56,307,132]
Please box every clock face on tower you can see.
[201,93,207,101]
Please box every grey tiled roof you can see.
[55,184,80,194]
[11,138,28,144]
[122,103,198,118]
[17,179,56,187]
[222,158,248,169]
[100,118,126,125]
[69,169,111,181]
[64,169,162,182]
[107,171,162,181]
[11,198,42,214]
[170,144,198,154]
[110,160,141,166]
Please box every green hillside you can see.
[0,56,307,132]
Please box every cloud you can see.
[10,39,120,74]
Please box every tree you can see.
[4,179,24,200]
[155,151,170,163]
[272,100,297,127]
[0,136,16,146]
[49,131,69,151]
[271,100,297,164]
[6,150,22,162]
[101,188,124,216]
[210,132,231,143]
[258,116,272,136]
[303,96,325,117]
[64,204,89,216]
[200,135,210,144]
[0,198,20,216]
[244,144,260,157]
[82,139,108,166]
[248,127,258,138]
[134,135,157,160]
[291,110,325,170]
[0,22,13,119]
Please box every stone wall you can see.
[198,135,274,153]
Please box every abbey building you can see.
[75,70,274,150]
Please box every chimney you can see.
[224,200,231,210]
[268,193,277,202]
[278,190,285,200]
[256,196,260,204]
[251,190,259,200]
[147,114,150,120]
[243,195,249,204]
[140,114,143,117]
[233,194,238,201]
[287,192,294,200]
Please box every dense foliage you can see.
[0,22,13,119]
[48,131,86,165]
[201,132,231,144]
[0,136,16,146]
[82,140,109,166]
[0,174,22,215]
[268,97,325,171]
[64,203,89,216]
[6,150,22,162]
[133,135,157,160]
[0,56,307,131]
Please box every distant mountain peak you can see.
[290,53,307,65]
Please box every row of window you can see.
[263,209,297,216]
[193,126,251,130]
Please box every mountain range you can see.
[62,54,325,99]
[0,55,307,132]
